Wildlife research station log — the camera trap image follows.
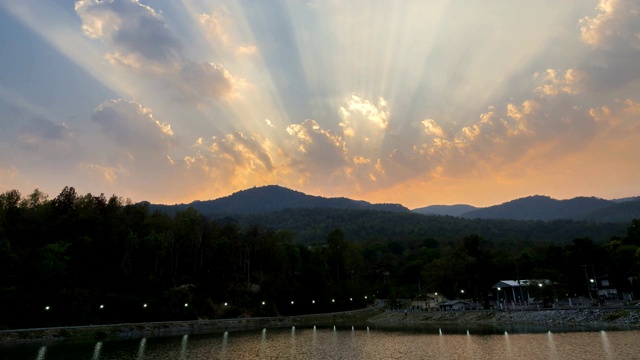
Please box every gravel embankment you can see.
[0,307,382,344]
[368,308,640,328]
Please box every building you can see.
[438,300,468,311]
[491,279,553,305]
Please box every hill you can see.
[224,208,628,244]
[459,196,611,221]
[458,195,640,222]
[149,185,409,216]
[413,204,478,216]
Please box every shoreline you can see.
[368,307,640,330]
[0,307,381,344]
[2,307,640,344]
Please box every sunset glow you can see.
[1,0,639,208]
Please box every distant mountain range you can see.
[148,185,409,216]
[414,195,640,222]
[147,186,640,223]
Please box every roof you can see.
[438,300,468,306]
[492,279,553,289]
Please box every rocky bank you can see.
[368,308,640,329]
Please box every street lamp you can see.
[45,306,50,311]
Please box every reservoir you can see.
[2,326,639,359]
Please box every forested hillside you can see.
[149,185,409,216]
[233,208,627,244]
[1,187,639,330]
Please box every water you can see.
[2,326,640,359]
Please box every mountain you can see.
[412,204,478,216]
[581,200,640,223]
[149,185,409,216]
[459,195,623,221]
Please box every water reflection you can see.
[220,331,228,359]
[179,334,188,359]
[600,330,611,360]
[136,338,146,360]
[503,331,513,358]
[4,326,640,359]
[92,341,102,360]
[35,345,46,360]
[547,331,557,360]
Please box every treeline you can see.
[230,208,628,245]
[0,187,369,329]
[1,187,639,330]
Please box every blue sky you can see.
[1,0,639,208]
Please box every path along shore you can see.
[2,307,640,344]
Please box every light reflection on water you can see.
[2,327,640,360]
[136,338,146,360]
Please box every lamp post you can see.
[538,283,543,309]
[583,265,593,302]
[497,287,501,310]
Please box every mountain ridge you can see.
[146,185,640,223]
[148,185,409,216]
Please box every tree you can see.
[19,188,48,209]
[0,189,21,209]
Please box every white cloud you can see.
[340,95,389,131]
[535,69,585,96]
[580,0,640,50]
[421,119,445,138]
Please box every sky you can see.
[0,0,639,209]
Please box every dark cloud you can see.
[20,116,72,143]
[76,0,181,66]
[91,99,173,154]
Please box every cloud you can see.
[285,119,347,174]
[339,95,389,131]
[75,0,239,102]
[174,61,236,102]
[421,119,446,138]
[197,11,257,57]
[580,0,640,50]
[535,69,585,96]
[75,0,181,67]
[576,0,640,92]
[590,98,640,132]
[198,12,228,43]
[182,131,278,194]
[18,117,75,150]
[80,98,186,200]
[92,99,174,155]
